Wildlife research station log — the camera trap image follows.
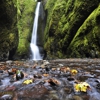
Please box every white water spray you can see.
[30,2,42,60]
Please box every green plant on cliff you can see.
[16,0,36,57]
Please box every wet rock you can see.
[13,61,24,67]
[43,60,50,65]
[96,83,100,92]
[51,67,57,71]
[60,67,70,73]
[17,84,48,99]
[95,79,100,83]
[49,90,57,94]
[73,95,83,100]
[0,91,13,100]
[1,77,10,86]
[16,70,24,80]
[7,68,17,75]
[67,76,75,81]
[0,70,3,73]
[89,91,100,100]
[0,65,6,70]
[0,62,5,65]
[46,78,61,86]
[45,66,51,71]
[5,86,16,91]
[0,94,13,100]
[49,90,59,100]
[34,74,42,79]
[40,60,50,68]
[6,60,13,65]
[32,63,38,68]
[64,87,72,94]
[10,80,23,90]
[58,63,64,67]
[43,73,49,77]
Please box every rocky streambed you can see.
[0,59,100,100]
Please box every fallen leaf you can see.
[60,67,70,73]
[23,79,33,85]
[43,74,49,77]
[74,82,91,92]
[70,69,78,75]
[48,78,61,86]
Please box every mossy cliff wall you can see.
[16,0,45,59]
[44,0,100,59]
[0,0,37,60]
[0,0,45,60]
[0,0,100,60]
[0,0,18,60]
[15,0,36,59]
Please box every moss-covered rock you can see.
[44,0,100,59]
[67,4,100,58]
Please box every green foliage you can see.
[16,0,36,56]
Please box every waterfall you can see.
[30,2,42,60]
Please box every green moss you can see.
[44,0,100,58]
[67,4,100,58]
[44,38,54,52]
[16,0,36,56]
[44,0,57,41]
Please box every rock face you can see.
[0,0,18,60]
[43,0,100,59]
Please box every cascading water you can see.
[30,2,42,60]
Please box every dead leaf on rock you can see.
[48,78,61,86]
[43,74,49,77]
[51,68,56,71]
[60,67,70,73]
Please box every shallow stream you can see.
[0,59,100,100]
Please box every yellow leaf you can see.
[71,69,78,75]
[74,84,81,92]
[23,79,33,85]
[74,82,90,92]
[43,74,49,77]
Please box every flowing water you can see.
[30,2,42,60]
[0,59,100,100]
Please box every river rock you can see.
[17,84,48,99]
